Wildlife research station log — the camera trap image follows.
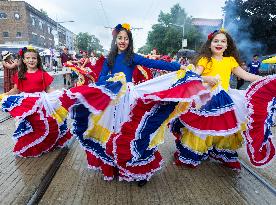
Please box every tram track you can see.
[0,115,12,124]
[25,147,275,204]
[0,114,274,203]
[240,160,276,196]
[26,137,76,205]
[0,115,12,135]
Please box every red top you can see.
[80,58,92,68]
[13,69,53,93]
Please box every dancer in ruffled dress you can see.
[171,29,274,170]
[64,51,105,85]
[61,23,209,187]
[0,46,72,157]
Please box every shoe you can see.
[223,161,241,170]
[137,180,147,187]
[174,152,197,168]
[211,155,241,170]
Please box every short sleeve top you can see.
[13,69,53,93]
[197,57,239,91]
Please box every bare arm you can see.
[4,84,20,95]
[195,65,219,87]
[3,61,18,69]
[80,58,89,69]
[232,66,262,82]
[195,65,204,75]
[45,86,55,93]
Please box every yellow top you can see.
[197,57,239,91]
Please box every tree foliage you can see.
[40,9,48,17]
[76,32,104,53]
[224,0,276,55]
[138,4,202,55]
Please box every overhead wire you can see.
[98,0,111,28]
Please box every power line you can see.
[104,26,143,31]
[98,0,110,27]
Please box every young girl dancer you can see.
[99,23,186,82]
[0,46,72,157]
[171,29,272,170]
[62,23,209,187]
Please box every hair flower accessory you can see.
[26,45,35,50]
[207,28,227,40]
[122,23,131,31]
[18,47,27,56]
[112,23,131,36]
[207,30,218,40]
[18,45,36,57]
[18,49,24,56]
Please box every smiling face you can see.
[210,33,228,56]
[23,51,38,70]
[116,30,129,53]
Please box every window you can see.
[2,32,9,38]
[14,13,20,20]
[16,32,22,38]
[0,13,7,19]
[31,34,38,44]
[39,21,43,29]
[32,18,35,26]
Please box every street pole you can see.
[56,22,59,49]
[182,18,185,41]
[169,21,187,48]
[182,17,187,48]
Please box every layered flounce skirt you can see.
[171,75,276,168]
[1,91,72,157]
[244,75,276,167]
[60,71,210,181]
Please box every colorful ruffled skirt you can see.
[60,71,210,181]
[244,75,276,167]
[171,75,276,168]
[1,91,72,157]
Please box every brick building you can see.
[0,0,75,53]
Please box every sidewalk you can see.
[0,67,71,79]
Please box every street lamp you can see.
[169,19,187,48]
[56,20,74,48]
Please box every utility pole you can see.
[169,18,187,48]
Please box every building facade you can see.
[192,18,223,37]
[0,1,75,53]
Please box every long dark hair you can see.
[18,49,44,79]
[194,30,242,66]
[107,28,134,68]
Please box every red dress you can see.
[13,69,53,92]
[2,69,72,157]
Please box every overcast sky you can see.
[21,0,226,50]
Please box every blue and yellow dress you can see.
[171,57,249,169]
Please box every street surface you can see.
[0,73,275,205]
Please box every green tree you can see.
[224,0,276,55]
[76,32,104,53]
[138,4,202,55]
[40,9,48,17]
